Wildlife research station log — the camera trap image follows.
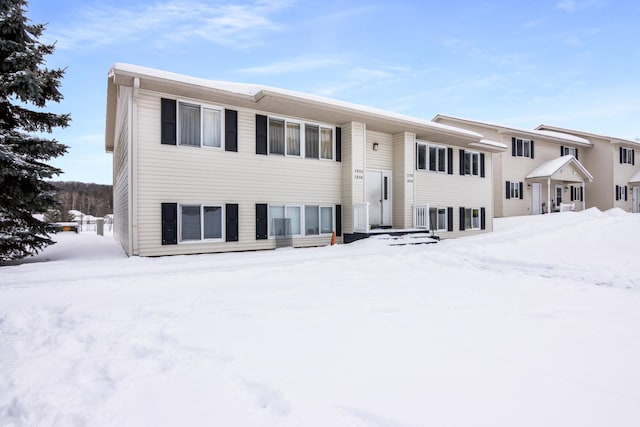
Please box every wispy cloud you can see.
[237,55,343,74]
[557,0,605,13]
[47,0,290,50]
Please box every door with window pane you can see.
[365,170,392,228]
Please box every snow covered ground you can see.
[1,209,640,426]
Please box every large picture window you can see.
[178,102,222,148]
[180,204,223,241]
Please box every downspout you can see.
[131,77,140,255]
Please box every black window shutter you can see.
[632,149,635,165]
[615,185,620,201]
[161,203,178,245]
[335,204,342,236]
[575,148,578,160]
[335,127,342,162]
[256,203,268,239]
[225,109,238,152]
[512,137,516,156]
[620,147,623,163]
[561,146,564,157]
[531,140,534,159]
[459,207,466,231]
[519,182,524,199]
[225,204,239,242]
[447,207,453,232]
[480,153,485,178]
[580,186,584,202]
[161,98,177,145]
[256,115,268,155]
[506,181,511,199]
[625,186,628,201]
[459,149,465,176]
[570,186,574,201]
[447,147,453,175]
[480,207,486,230]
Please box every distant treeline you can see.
[49,181,113,220]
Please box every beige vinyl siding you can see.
[415,145,493,237]
[580,137,613,210]
[392,132,415,228]
[341,121,365,234]
[491,152,503,217]
[612,145,639,212]
[113,85,131,255]
[366,130,393,171]
[134,90,342,256]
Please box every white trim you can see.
[265,114,336,160]
[416,140,447,173]
[464,150,481,176]
[464,207,481,230]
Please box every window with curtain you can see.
[320,128,333,159]
[269,118,285,155]
[179,102,200,146]
[202,108,221,147]
[305,205,319,235]
[286,122,301,156]
[305,125,319,159]
[320,206,333,233]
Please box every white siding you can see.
[341,121,365,234]
[112,86,131,255]
[392,132,415,228]
[134,90,343,256]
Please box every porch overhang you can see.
[525,155,593,183]
[630,169,640,187]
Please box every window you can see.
[510,181,520,199]
[429,207,447,231]
[178,102,222,148]
[620,147,635,165]
[269,205,302,236]
[464,208,480,230]
[562,146,578,158]
[616,185,628,201]
[287,122,301,156]
[512,138,533,158]
[180,204,223,241]
[320,128,333,159]
[570,186,583,202]
[416,142,446,172]
[305,205,319,235]
[464,151,480,176]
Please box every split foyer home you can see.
[105,64,506,257]
[433,116,640,217]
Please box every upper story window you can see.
[512,137,534,159]
[267,117,334,160]
[561,146,578,159]
[161,98,237,151]
[416,142,448,173]
[464,151,480,176]
[620,147,635,165]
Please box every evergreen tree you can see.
[0,0,70,262]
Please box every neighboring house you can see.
[433,115,594,218]
[105,64,506,256]
[535,125,640,214]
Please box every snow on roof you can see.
[110,63,484,139]
[529,130,591,146]
[630,169,640,184]
[477,139,508,149]
[526,155,593,181]
[433,114,592,146]
[536,124,640,148]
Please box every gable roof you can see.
[525,155,593,181]
[106,64,507,153]
[630,169,640,185]
[433,114,592,147]
[535,124,640,148]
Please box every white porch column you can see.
[547,178,551,214]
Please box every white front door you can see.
[365,170,392,227]
[532,183,542,215]
[633,187,640,213]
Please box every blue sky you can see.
[28,0,640,184]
